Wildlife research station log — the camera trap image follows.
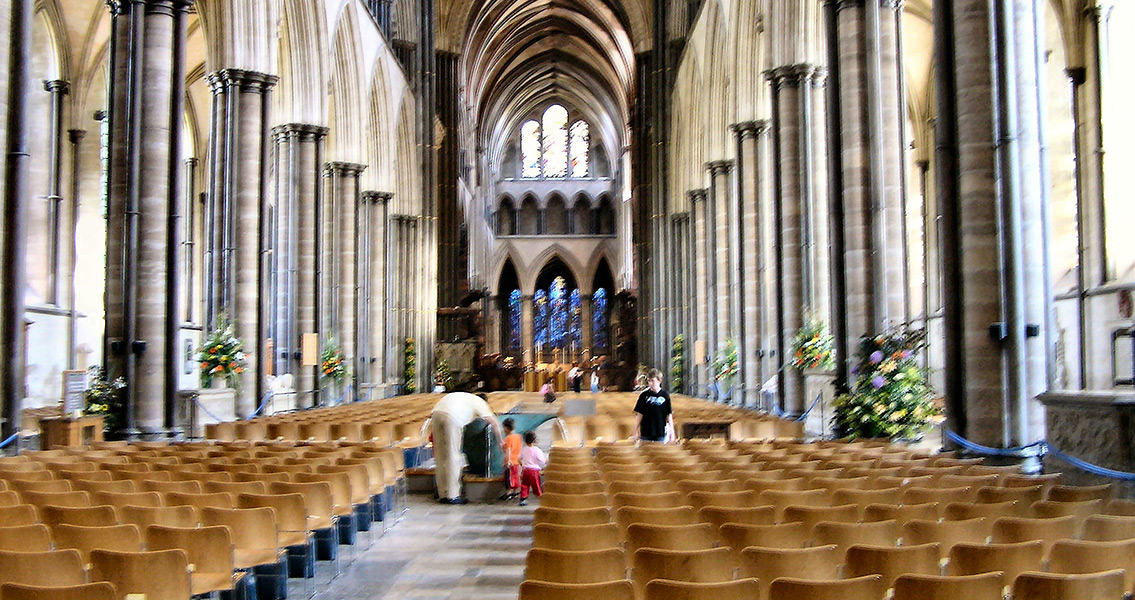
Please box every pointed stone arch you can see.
[328,3,365,160]
[523,245,587,296]
[278,0,330,124]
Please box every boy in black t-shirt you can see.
[633,368,674,443]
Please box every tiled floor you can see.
[312,494,533,600]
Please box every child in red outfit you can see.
[518,431,546,506]
[500,418,522,500]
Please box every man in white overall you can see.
[430,392,503,504]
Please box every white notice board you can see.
[62,370,88,417]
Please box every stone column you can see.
[103,0,192,438]
[272,123,328,409]
[690,189,709,397]
[581,293,593,356]
[365,191,392,394]
[66,129,86,370]
[204,69,276,417]
[732,120,771,406]
[934,0,1051,445]
[707,160,735,398]
[769,64,813,416]
[43,80,69,306]
[324,162,365,399]
[830,0,909,361]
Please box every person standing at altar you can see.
[590,369,600,395]
[633,369,673,443]
[569,365,583,393]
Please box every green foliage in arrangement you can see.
[196,314,247,388]
[434,359,454,392]
[791,318,835,371]
[84,366,125,433]
[832,328,942,440]
[670,334,684,392]
[403,337,417,394]
[712,338,739,390]
[320,337,348,385]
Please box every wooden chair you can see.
[540,492,608,510]
[517,580,635,600]
[746,478,807,497]
[0,549,85,588]
[0,582,117,600]
[811,520,899,555]
[625,522,718,555]
[534,506,612,527]
[524,547,627,584]
[1012,570,1125,600]
[88,549,191,600]
[146,525,244,596]
[544,480,606,495]
[0,524,52,552]
[614,506,698,532]
[91,491,162,511]
[684,490,752,511]
[1048,538,1135,592]
[8,479,72,496]
[17,491,90,509]
[1047,484,1112,503]
[863,502,940,523]
[643,578,760,600]
[697,505,775,531]
[768,575,886,600]
[39,505,118,528]
[611,491,684,510]
[165,491,235,511]
[532,522,622,551]
[0,491,21,508]
[947,540,1044,583]
[1082,514,1135,541]
[782,504,859,531]
[1104,498,1135,516]
[844,543,940,589]
[0,504,37,527]
[831,487,903,509]
[200,506,286,571]
[70,480,136,495]
[1002,474,1061,495]
[631,547,738,599]
[268,481,336,534]
[902,518,992,559]
[720,522,810,553]
[945,500,1027,520]
[52,524,143,563]
[976,484,1044,507]
[991,515,1077,559]
[892,572,1004,600]
[605,480,672,495]
[236,493,312,549]
[757,489,828,520]
[902,486,977,514]
[1031,499,1103,535]
[740,545,841,600]
[119,505,198,530]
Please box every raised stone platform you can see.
[1039,390,1135,497]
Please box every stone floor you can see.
[309,494,533,600]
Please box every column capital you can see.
[206,69,279,94]
[184,156,199,167]
[362,190,394,204]
[44,80,70,95]
[67,129,87,144]
[1066,66,1088,86]
[143,0,194,17]
[272,123,329,142]
[731,120,771,139]
[811,66,829,88]
[705,159,735,176]
[765,63,818,89]
[688,188,709,203]
[323,161,367,177]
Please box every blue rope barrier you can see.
[191,394,226,423]
[0,433,19,449]
[249,390,275,419]
[945,430,1045,456]
[1046,445,1135,481]
[795,392,824,423]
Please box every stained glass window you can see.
[549,277,568,348]
[570,290,582,346]
[542,105,568,178]
[533,290,549,350]
[593,288,609,348]
[521,120,541,178]
[508,289,521,350]
[569,121,590,178]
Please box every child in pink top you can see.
[518,431,547,505]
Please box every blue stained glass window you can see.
[570,290,582,346]
[534,290,549,348]
[508,289,521,350]
[549,277,568,348]
[593,288,609,348]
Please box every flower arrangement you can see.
[712,338,739,391]
[403,337,416,394]
[84,366,125,433]
[670,334,684,392]
[320,337,348,384]
[832,328,942,440]
[434,359,454,392]
[791,318,835,371]
[196,315,247,388]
